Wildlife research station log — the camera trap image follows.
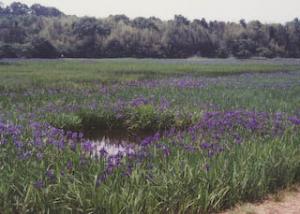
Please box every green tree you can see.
[29,37,58,58]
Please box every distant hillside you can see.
[0,2,300,59]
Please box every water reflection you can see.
[83,128,155,144]
[89,137,136,158]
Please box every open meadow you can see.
[0,58,300,213]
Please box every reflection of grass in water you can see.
[83,128,155,144]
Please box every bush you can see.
[0,43,17,58]
[29,38,58,58]
[257,47,276,58]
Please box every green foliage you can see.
[124,105,176,131]
[48,113,82,130]
[125,105,158,130]
[1,2,300,58]
[78,110,123,130]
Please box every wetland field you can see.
[0,58,300,213]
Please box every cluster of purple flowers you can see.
[130,97,149,107]
[0,121,22,146]
[289,116,300,125]
[1,108,299,189]
[154,110,300,159]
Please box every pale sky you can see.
[2,0,300,23]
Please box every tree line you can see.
[1,2,300,59]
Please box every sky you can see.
[2,0,300,23]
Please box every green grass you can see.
[0,58,300,213]
[0,59,299,88]
[1,59,300,125]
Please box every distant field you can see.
[0,59,300,213]
[1,58,300,88]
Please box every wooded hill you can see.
[1,2,300,58]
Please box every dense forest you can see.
[0,2,300,58]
